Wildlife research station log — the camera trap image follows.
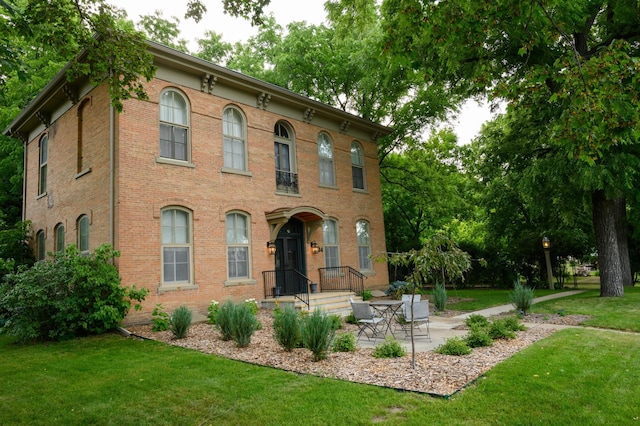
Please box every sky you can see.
[107,0,498,144]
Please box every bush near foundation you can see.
[0,245,148,342]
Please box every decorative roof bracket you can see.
[257,92,271,110]
[201,73,217,94]
[303,108,315,123]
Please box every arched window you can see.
[318,133,335,186]
[77,215,90,254]
[274,122,298,194]
[38,135,48,195]
[161,207,192,284]
[356,220,372,271]
[323,219,340,268]
[351,141,366,190]
[222,106,247,171]
[159,89,189,161]
[36,230,46,261]
[226,212,251,280]
[54,223,65,252]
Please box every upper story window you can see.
[36,230,46,261]
[318,133,335,187]
[222,106,248,172]
[77,215,90,254]
[274,122,298,194]
[38,135,48,195]
[226,212,251,280]
[323,219,340,268]
[356,220,372,271]
[351,141,366,190]
[161,207,192,284]
[159,89,189,162]
[54,223,65,252]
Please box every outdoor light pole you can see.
[542,236,554,290]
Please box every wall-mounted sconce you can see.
[310,241,323,254]
[267,241,276,255]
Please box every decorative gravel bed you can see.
[126,310,564,397]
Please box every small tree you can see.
[386,233,472,368]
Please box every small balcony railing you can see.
[275,170,299,194]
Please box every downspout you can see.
[109,102,115,247]
[22,138,27,222]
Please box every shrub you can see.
[170,306,192,339]
[465,327,493,348]
[215,300,235,341]
[244,298,259,315]
[488,318,517,340]
[230,303,259,347]
[432,282,448,311]
[301,310,335,361]
[360,289,373,301]
[207,300,219,324]
[328,313,343,330]
[332,332,357,352]
[502,316,527,332]
[373,337,406,358]
[344,312,357,324]
[465,314,489,329]
[151,304,170,332]
[273,306,302,351]
[0,244,147,342]
[509,281,535,314]
[386,281,411,298]
[435,336,472,356]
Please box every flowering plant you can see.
[244,298,259,315]
[207,300,219,324]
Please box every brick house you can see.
[3,41,390,324]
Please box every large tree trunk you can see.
[592,190,626,297]
[614,198,634,287]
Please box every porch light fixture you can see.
[267,241,276,255]
[310,241,323,254]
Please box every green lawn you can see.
[3,282,639,425]
[445,288,567,311]
[1,329,639,425]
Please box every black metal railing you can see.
[318,266,365,295]
[275,170,299,194]
[263,268,310,307]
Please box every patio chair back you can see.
[404,300,429,322]
[401,294,421,303]
[351,301,374,320]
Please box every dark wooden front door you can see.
[275,218,306,295]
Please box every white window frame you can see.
[159,89,190,162]
[323,219,340,268]
[226,212,252,281]
[161,207,193,286]
[77,215,90,254]
[318,133,336,187]
[38,135,48,195]
[356,220,372,271]
[351,141,366,191]
[55,223,65,252]
[274,122,297,194]
[222,106,249,173]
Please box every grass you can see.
[445,288,561,311]
[1,329,639,425]
[532,286,640,331]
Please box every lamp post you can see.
[542,236,554,290]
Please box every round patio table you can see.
[369,300,404,338]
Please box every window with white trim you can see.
[159,89,189,161]
[223,106,248,171]
[318,133,335,186]
[55,223,65,252]
[356,220,372,271]
[38,135,48,195]
[77,215,89,254]
[351,141,366,190]
[226,212,251,280]
[161,208,192,284]
[323,219,340,268]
